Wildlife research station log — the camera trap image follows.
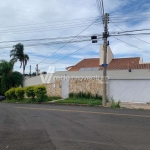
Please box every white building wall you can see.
[24,69,150,87]
[108,80,150,103]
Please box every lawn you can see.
[55,98,102,106]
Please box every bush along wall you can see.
[69,91,102,100]
[4,85,47,102]
[5,88,16,100]
[34,85,47,103]
[15,87,25,100]
[25,86,35,99]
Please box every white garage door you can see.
[108,80,150,103]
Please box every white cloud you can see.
[0,0,150,73]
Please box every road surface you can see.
[0,103,150,150]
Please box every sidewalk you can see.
[121,102,150,110]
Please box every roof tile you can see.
[68,57,150,71]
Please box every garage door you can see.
[108,80,150,103]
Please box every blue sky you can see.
[0,0,150,73]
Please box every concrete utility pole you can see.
[102,13,109,106]
[36,64,38,76]
[30,65,31,78]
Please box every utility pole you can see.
[102,13,109,106]
[36,64,38,76]
[30,65,31,78]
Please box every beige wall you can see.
[100,45,114,65]
[45,79,62,97]
[69,78,104,96]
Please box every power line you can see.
[110,33,150,36]
[109,19,150,24]
[115,28,150,33]
[0,34,101,44]
[112,37,150,54]
[0,21,101,36]
[0,18,100,33]
[0,37,103,49]
[110,20,150,45]
[0,16,99,29]
[40,42,93,71]
[38,18,100,65]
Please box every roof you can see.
[68,57,150,71]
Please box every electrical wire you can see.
[0,22,101,36]
[0,34,101,44]
[38,18,100,65]
[0,16,99,29]
[0,37,102,49]
[40,42,92,70]
[112,37,150,54]
[110,20,150,45]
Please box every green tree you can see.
[11,71,23,87]
[0,60,14,94]
[0,60,23,94]
[10,43,29,75]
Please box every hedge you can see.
[25,86,35,99]
[34,85,47,103]
[15,87,25,100]
[5,88,16,99]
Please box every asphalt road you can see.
[0,103,150,150]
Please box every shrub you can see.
[68,91,102,100]
[5,88,16,100]
[25,86,35,99]
[5,90,11,100]
[69,92,74,98]
[15,87,25,100]
[34,85,47,103]
[86,92,91,99]
[110,98,121,108]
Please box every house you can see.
[64,45,150,103]
[66,45,150,71]
[24,45,150,103]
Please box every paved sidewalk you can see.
[121,102,150,110]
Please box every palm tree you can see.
[21,54,29,75]
[10,43,29,75]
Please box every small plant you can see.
[110,98,121,108]
[34,85,47,103]
[86,92,91,99]
[69,92,74,98]
[15,87,25,100]
[25,86,35,99]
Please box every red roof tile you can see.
[68,57,150,71]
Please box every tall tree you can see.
[10,43,29,75]
[0,60,23,94]
[0,60,14,94]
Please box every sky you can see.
[0,0,150,74]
